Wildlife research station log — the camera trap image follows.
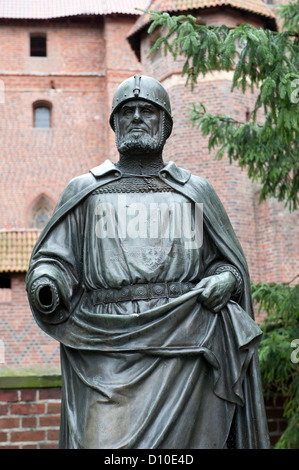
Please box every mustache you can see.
[128,126,148,132]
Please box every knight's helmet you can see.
[109,75,173,139]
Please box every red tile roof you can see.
[0,0,151,19]
[0,230,40,273]
[129,0,276,38]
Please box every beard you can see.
[116,131,163,156]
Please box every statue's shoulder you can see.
[56,160,116,209]
[56,172,95,209]
[169,162,210,188]
[189,173,211,186]
[186,172,215,194]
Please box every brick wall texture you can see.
[0,7,297,449]
[0,387,61,449]
[0,16,141,368]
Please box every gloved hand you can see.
[194,272,236,313]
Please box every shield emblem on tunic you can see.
[142,247,164,271]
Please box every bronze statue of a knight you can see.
[26,75,270,449]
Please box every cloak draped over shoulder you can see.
[26,160,270,449]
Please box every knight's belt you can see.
[89,282,196,305]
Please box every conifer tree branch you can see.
[143,3,299,211]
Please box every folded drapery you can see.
[44,289,263,448]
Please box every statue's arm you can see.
[197,249,244,312]
[204,261,244,302]
[29,275,61,315]
[188,175,246,312]
[26,176,88,323]
[195,270,239,313]
[199,226,244,308]
[26,244,80,324]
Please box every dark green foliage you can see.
[144,2,299,210]
[251,280,299,449]
[278,0,299,33]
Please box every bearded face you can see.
[115,100,165,156]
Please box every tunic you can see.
[26,162,270,449]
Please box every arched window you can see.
[33,101,52,128]
[28,194,54,230]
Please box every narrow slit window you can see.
[30,34,47,57]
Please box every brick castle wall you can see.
[0,19,107,230]
[0,16,142,369]
[0,387,61,449]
